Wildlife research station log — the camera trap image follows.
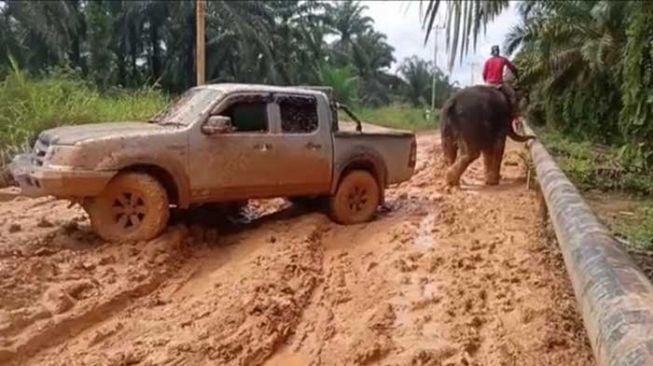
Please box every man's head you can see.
[491,45,500,56]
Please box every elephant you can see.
[439,84,534,187]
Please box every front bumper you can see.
[9,154,115,198]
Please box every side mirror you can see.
[202,116,232,135]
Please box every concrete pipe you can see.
[526,126,653,366]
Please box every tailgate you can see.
[334,130,416,185]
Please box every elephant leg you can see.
[445,142,481,186]
[482,148,496,183]
[485,138,506,185]
[442,136,458,167]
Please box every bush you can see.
[540,129,653,196]
[343,105,436,131]
[0,64,166,186]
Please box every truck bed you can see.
[336,122,413,136]
[334,122,416,186]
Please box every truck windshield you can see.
[150,88,223,126]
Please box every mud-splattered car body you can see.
[9,84,416,240]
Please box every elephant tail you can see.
[507,119,536,143]
[440,99,458,139]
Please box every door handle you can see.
[305,142,322,150]
[253,143,271,151]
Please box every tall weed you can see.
[0,63,166,186]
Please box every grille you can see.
[32,139,49,166]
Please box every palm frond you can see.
[422,0,509,69]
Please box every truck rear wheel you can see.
[329,170,380,224]
[84,172,169,242]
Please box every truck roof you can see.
[197,83,330,98]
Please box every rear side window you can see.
[279,96,318,133]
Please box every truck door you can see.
[189,93,282,201]
[268,93,332,195]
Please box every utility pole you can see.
[467,62,479,85]
[196,0,206,86]
[430,24,445,118]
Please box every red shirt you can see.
[482,56,518,84]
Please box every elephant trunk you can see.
[507,125,536,142]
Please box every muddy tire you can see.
[329,170,380,225]
[84,172,169,242]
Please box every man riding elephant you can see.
[483,45,524,131]
[440,49,534,187]
[483,46,519,107]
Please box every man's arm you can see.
[504,58,519,79]
[482,60,489,83]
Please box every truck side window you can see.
[279,96,318,133]
[220,97,268,133]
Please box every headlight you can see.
[45,145,85,168]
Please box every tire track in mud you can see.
[1,226,190,365]
[1,133,595,366]
[266,135,594,366]
[20,210,330,366]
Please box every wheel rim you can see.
[111,191,146,230]
[347,185,370,213]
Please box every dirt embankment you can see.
[0,134,594,365]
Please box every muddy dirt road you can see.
[0,133,594,366]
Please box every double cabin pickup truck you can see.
[10,84,417,242]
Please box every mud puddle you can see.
[0,133,594,365]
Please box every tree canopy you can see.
[423,0,653,170]
[0,0,457,107]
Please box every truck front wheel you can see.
[84,172,169,242]
[329,170,380,224]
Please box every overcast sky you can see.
[362,1,520,86]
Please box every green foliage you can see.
[540,129,653,196]
[318,64,360,106]
[501,0,653,185]
[620,2,653,170]
[398,56,432,107]
[0,0,459,108]
[0,65,165,182]
[627,205,653,249]
[341,106,436,131]
[397,56,459,109]
[422,0,510,69]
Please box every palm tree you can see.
[329,1,373,51]
[398,55,455,108]
[398,56,432,107]
[327,0,375,67]
[350,30,395,106]
[502,1,627,141]
[2,0,85,72]
[422,0,509,69]
[318,64,359,105]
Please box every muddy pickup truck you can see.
[9,84,416,241]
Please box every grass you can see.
[619,205,653,249]
[538,127,653,249]
[344,105,437,131]
[0,67,166,147]
[587,192,653,249]
[538,128,653,196]
[0,66,166,186]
